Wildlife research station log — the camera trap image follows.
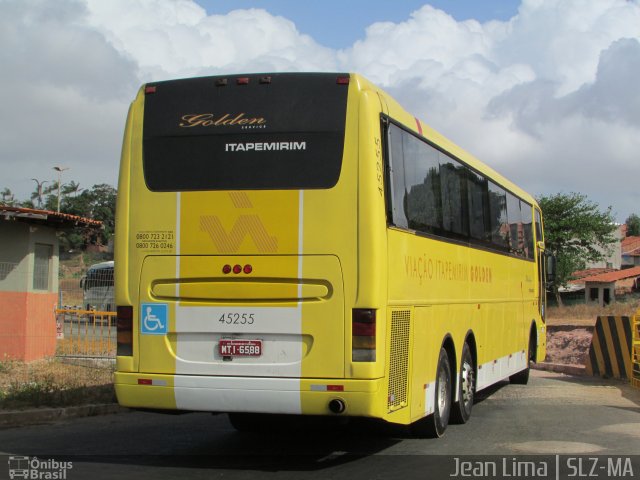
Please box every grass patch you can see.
[547,298,640,322]
[0,357,18,374]
[0,358,115,410]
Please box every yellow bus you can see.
[114,72,548,437]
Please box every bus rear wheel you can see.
[451,343,474,424]
[411,347,452,438]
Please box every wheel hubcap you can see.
[437,368,449,416]
[461,361,474,406]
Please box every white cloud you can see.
[0,0,138,197]
[83,0,337,78]
[493,0,640,95]
[337,0,640,219]
[1,0,639,220]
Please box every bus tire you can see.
[411,347,452,438]
[451,343,474,424]
[509,333,535,385]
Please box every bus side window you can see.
[522,204,534,259]
[487,182,509,251]
[467,170,488,241]
[535,209,543,243]
[387,122,408,228]
[506,192,523,254]
[403,131,442,234]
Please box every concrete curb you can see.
[0,404,127,429]
[533,362,586,376]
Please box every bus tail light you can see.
[117,305,133,356]
[352,309,376,362]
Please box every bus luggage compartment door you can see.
[137,255,344,379]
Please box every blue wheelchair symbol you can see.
[141,303,168,335]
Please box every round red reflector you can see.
[222,265,232,274]
[233,264,242,274]
[243,264,253,274]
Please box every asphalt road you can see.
[1,370,640,479]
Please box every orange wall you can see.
[0,291,57,361]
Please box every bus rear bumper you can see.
[115,372,384,418]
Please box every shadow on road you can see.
[41,416,410,473]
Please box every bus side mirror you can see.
[80,277,85,289]
[545,254,556,286]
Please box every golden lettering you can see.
[404,254,474,285]
[179,113,267,128]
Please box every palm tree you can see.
[62,181,83,197]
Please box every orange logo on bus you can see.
[199,192,278,253]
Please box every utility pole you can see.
[31,178,48,209]
[53,166,69,212]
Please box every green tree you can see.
[626,213,640,236]
[46,182,117,250]
[62,181,83,198]
[38,181,60,211]
[1,187,17,206]
[61,183,117,249]
[537,192,617,306]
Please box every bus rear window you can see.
[142,73,348,191]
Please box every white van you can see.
[80,261,114,312]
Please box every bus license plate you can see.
[219,339,262,357]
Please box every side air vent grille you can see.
[388,310,410,411]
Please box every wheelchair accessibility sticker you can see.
[141,303,168,335]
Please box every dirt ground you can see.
[543,301,639,366]
[544,328,593,365]
[544,316,594,366]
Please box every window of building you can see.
[603,288,611,305]
[33,243,53,291]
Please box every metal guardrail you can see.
[55,309,116,358]
[632,312,640,388]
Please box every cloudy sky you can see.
[1,0,639,221]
